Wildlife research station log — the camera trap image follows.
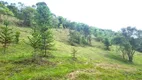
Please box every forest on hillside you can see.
[0,1,142,80]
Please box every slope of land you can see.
[0,25,142,80]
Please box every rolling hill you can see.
[0,25,142,80]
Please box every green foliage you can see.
[120,27,138,62]
[21,7,36,26]
[93,28,116,43]
[35,2,54,57]
[82,24,90,38]
[136,30,142,52]
[0,1,142,79]
[87,35,92,45]
[81,36,88,45]
[7,4,18,17]
[0,27,142,80]
[58,16,65,28]
[0,2,14,23]
[0,20,14,53]
[71,48,78,60]
[113,27,139,62]
[69,30,82,45]
[51,14,59,28]
[14,31,20,44]
[69,30,91,46]
[35,2,52,27]
[40,29,54,56]
[0,2,14,16]
[28,27,41,57]
[104,38,111,50]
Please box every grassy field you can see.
[0,25,142,80]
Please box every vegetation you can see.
[104,38,111,50]
[71,48,78,60]
[14,31,20,44]
[28,27,41,58]
[0,20,14,54]
[69,30,82,45]
[113,27,140,62]
[35,2,54,57]
[0,0,142,80]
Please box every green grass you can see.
[0,26,142,80]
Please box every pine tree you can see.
[0,20,14,54]
[35,2,54,57]
[28,27,41,57]
[40,29,54,57]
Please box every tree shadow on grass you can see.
[106,54,142,68]
[13,56,56,66]
[104,53,132,64]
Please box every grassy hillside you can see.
[0,25,142,80]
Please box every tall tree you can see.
[35,2,54,57]
[40,30,54,56]
[113,27,138,62]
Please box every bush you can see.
[71,48,78,60]
[15,31,20,44]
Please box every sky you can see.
[3,0,142,31]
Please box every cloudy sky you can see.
[4,0,142,31]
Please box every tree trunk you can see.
[128,56,133,62]
[3,47,6,54]
[122,53,125,59]
[107,46,110,50]
[0,14,2,22]
[128,53,133,62]
[121,50,126,59]
[43,35,47,56]
[33,48,37,59]
[3,43,6,54]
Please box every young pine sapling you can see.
[0,20,14,54]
